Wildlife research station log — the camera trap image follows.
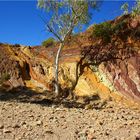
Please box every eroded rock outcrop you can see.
[0,44,24,89]
[0,14,140,106]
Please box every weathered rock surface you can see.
[0,14,140,106]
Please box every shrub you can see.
[92,22,112,43]
[92,19,128,43]
[42,37,55,47]
[14,44,21,47]
[0,73,10,84]
[112,20,127,34]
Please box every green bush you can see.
[42,37,55,47]
[0,73,10,84]
[112,20,127,34]
[92,22,112,43]
[92,20,128,43]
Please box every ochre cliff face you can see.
[0,44,24,89]
[0,15,140,106]
[101,56,140,102]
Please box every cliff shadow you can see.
[21,62,31,80]
[69,38,138,101]
[0,86,106,109]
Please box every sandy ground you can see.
[0,97,140,140]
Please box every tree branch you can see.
[46,24,62,42]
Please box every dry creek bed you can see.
[0,98,140,140]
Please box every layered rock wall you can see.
[0,15,139,106]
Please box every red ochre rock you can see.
[0,14,140,107]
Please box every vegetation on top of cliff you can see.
[92,22,112,44]
[91,0,140,44]
[13,44,21,47]
[42,37,55,47]
[92,18,129,44]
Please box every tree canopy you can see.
[37,0,101,42]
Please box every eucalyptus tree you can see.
[132,0,140,17]
[121,2,129,15]
[37,0,101,95]
[121,0,140,17]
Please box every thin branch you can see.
[38,14,62,42]
[46,24,62,42]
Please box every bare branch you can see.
[46,24,62,42]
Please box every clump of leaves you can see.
[0,73,10,84]
[92,22,112,43]
[92,19,128,43]
[121,0,140,17]
[112,20,127,34]
[42,37,55,47]
[121,3,129,15]
[131,0,140,17]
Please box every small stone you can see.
[62,125,67,129]
[49,116,54,120]
[135,132,140,140]
[88,126,92,128]
[0,124,4,129]
[55,108,62,111]
[21,121,26,125]
[105,131,110,136]
[127,115,133,120]
[13,124,20,128]
[3,128,11,133]
[114,116,119,120]
[128,120,134,125]
[60,115,65,118]
[75,130,79,134]
[36,120,42,125]
[99,121,103,125]
[88,133,96,140]
[28,114,34,117]
[45,130,53,134]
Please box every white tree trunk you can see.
[54,43,63,95]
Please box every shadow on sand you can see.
[0,86,105,109]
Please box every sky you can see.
[0,0,135,46]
